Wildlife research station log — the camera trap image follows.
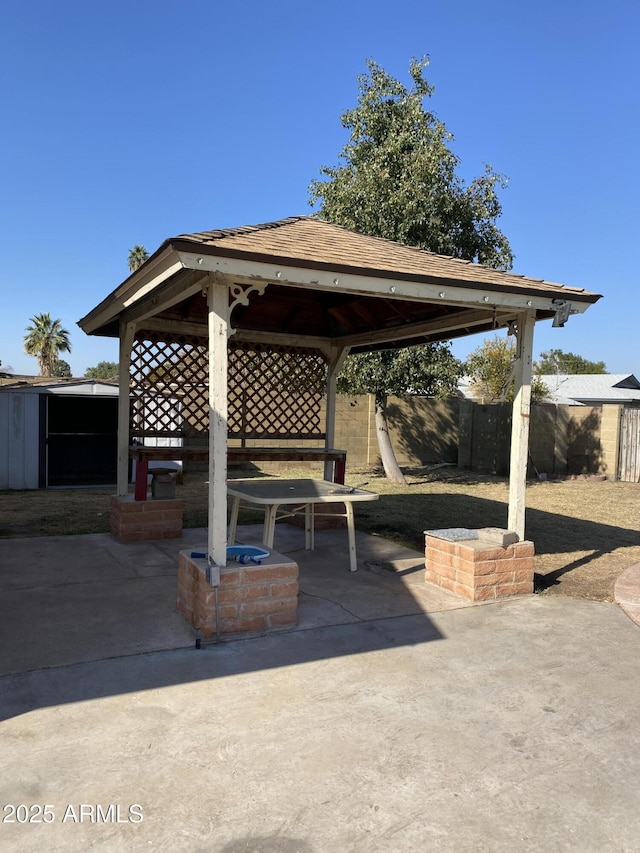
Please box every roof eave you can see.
[77,244,182,335]
[173,246,600,314]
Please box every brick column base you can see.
[425,529,534,600]
[177,550,299,638]
[110,495,183,542]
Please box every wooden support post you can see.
[508,310,535,539]
[324,344,348,482]
[207,274,230,567]
[117,321,136,496]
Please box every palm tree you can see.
[23,313,72,377]
[128,245,149,272]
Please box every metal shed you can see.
[0,380,119,489]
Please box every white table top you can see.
[227,478,379,505]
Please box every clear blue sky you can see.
[1,0,638,377]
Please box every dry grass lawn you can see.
[1,465,638,602]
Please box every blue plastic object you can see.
[226,545,270,565]
[190,546,270,565]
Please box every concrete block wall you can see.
[177,550,299,638]
[216,395,620,480]
[458,401,614,478]
[229,395,458,473]
[599,404,622,479]
[110,495,183,542]
[425,533,534,600]
[565,406,603,474]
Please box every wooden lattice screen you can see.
[130,332,328,441]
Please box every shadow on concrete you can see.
[0,612,446,723]
[0,524,459,721]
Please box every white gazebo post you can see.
[323,343,348,482]
[507,309,535,539]
[207,273,230,566]
[117,320,136,496]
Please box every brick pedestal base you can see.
[177,550,299,638]
[425,529,534,600]
[110,495,183,542]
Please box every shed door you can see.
[46,396,118,486]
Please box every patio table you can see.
[227,478,379,572]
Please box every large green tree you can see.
[51,359,72,377]
[534,349,607,375]
[85,360,119,380]
[23,313,71,377]
[128,245,149,272]
[309,57,513,269]
[309,57,512,482]
[465,335,547,403]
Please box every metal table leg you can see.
[305,502,314,550]
[263,503,279,548]
[345,501,357,572]
[227,495,240,545]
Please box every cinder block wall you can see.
[332,395,459,468]
[458,402,612,478]
[222,394,618,479]
[241,395,460,472]
[599,404,622,479]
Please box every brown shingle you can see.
[170,216,599,301]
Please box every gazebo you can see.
[79,216,601,572]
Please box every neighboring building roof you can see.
[0,378,119,396]
[540,374,640,405]
[457,373,640,405]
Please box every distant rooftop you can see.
[540,374,640,405]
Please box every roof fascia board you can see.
[175,250,594,315]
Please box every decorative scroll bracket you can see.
[204,273,269,337]
[228,282,268,337]
[229,282,267,337]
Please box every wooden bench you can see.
[129,444,347,501]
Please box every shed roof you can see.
[79,216,601,351]
[0,378,118,396]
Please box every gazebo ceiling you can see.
[79,217,601,351]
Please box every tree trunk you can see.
[374,394,407,485]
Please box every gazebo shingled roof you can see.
[80,216,600,349]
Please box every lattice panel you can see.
[130,333,209,437]
[228,342,328,438]
[129,333,328,440]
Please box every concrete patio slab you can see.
[2,525,639,851]
[1,597,640,852]
[0,524,474,675]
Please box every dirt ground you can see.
[0,466,638,602]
